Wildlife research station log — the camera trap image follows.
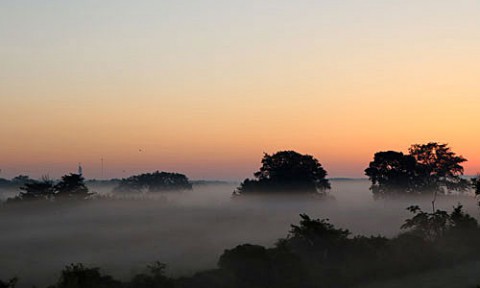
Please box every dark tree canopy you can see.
[236,151,331,195]
[55,264,122,288]
[9,174,92,202]
[408,142,468,192]
[114,171,192,193]
[55,174,91,199]
[401,204,478,242]
[218,243,305,288]
[18,177,56,201]
[365,151,421,196]
[365,142,469,196]
[218,244,271,286]
[287,214,351,256]
[4,207,480,288]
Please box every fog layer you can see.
[0,180,478,287]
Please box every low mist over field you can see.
[2,1,480,287]
[1,180,478,287]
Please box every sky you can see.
[1,1,479,180]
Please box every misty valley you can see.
[2,179,480,288]
[3,1,480,287]
[1,146,480,287]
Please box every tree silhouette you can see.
[8,174,93,202]
[218,243,305,288]
[365,143,468,196]
[218,244,271,287]
[55,174,92,200]
[114,171,192,193]
[408,142,468,193]
[236,151,330,195]
[53,263,121,288]
[127,262,173,288]
[17,176,55,201]
[4,208,480,288]
[401,204,477,242]
[285,214,351,265]
[365,151,421,196]
[401,206,450,242]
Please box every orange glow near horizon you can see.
[1,1,479,180]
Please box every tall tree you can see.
[236,151,330,195]
[365,143,469,196]
[408,142,468,193]
[55,173,91,199]
[8,174,93,202]
[17,176,55,201]
[365,151,420,196]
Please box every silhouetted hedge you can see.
[113,171,192,193]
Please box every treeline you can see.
[6,174,93,202]
[2,142,480,203]
[2,205,480,288]
[113,171,192,193]
[234,143,479,198]
[0,175,35,190]
[2,171,193,203]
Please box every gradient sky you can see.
[1,1,479,180]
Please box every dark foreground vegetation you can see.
[2,204,480,288]
[1,145,479,287]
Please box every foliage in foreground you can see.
[3,205,480,288]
